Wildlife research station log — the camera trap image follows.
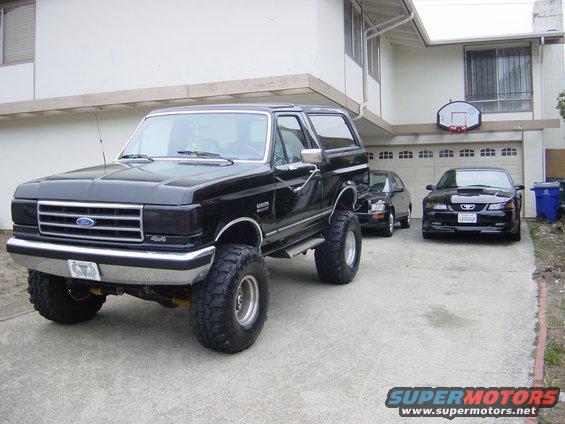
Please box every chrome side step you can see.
[280,236,326,258]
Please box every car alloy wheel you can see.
[389,213,394,233]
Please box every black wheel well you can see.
[215,220,262,248]
[335,187,357,211]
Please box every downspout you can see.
[353,11,415,121]
[534,36,546,181]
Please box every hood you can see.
[367,192,391,202]
[427,187,514,204]
[14,160,272,205]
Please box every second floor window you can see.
[344,0,363,64]
[0,3,35,64]
[465,47,532,113]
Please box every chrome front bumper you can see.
[6,238,215,286]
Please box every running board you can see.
[278,237,326,259]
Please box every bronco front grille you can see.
[38,201,144,243]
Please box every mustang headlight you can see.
[425,201,448,211]
[369,200,386,213]
[488,201,515,211]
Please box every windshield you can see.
[369,173,391,193]
[121,112,269,161]
[436,170,513,190]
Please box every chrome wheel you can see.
[234,275,260,327]
[407,211,411,225]
[344,230,357,267]
[389,213,395,233]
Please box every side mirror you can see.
[515,184,525,191]
[426,184,435,191]
[394,187,404,193]
[300,148,323,164]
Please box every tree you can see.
[557,91,565,120]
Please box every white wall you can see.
[32,0,317,98]
[0,62,34,103]
[313,0,382,118]
[523,130,545,217]
[392,45,465,125]
[379,38,396,123]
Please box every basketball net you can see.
[449,112,468,136]
[449,125,468,135]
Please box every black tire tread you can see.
[190,244,268,353]
[28,271,106,324]
[315,210,361,285]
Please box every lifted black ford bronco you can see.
[7,104,368,353]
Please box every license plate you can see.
[458,213,477,224]
[68,260,101,281]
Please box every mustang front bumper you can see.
[6,237,215,285]
[422,210,519,234]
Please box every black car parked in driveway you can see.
[422,167,524,241]
[355,170,412,237]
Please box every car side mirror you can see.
[515,184,525,191]
[393,187,404,193]
[426,184,435,191]
[300,148,323,164]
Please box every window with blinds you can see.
[465,46,532,113]
[1,3,35,64]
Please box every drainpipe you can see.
[353,11,415,121]
[539,36,546,178]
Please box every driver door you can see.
[272,114,323,243]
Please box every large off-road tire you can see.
[28,270,106,324]
[381,210,395,237]
[315,210,362,284]
[190,244,269,353]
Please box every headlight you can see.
[425,201,448,210]
[369,200,386,213]
[143,204,202,236]
[11,199,38,226]
[488,201,515,211]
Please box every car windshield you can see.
[369,173,391,193]
[436,170,513,190]
[121,112,269,161]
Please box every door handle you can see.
[292,164,320,193]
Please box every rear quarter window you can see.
[308,114,357,150]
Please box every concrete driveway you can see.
[0,221,537,423]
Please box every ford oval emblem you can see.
[76,217,96,228]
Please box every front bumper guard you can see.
[6,238,215,286]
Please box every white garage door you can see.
[367,142,523,217]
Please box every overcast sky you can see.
[413,0,536,40]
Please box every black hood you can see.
[14,161,272,205]
[427,187,514,204]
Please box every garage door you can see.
[367,142,523,217]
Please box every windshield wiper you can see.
[177,150,234,164]
[119,154,153,161]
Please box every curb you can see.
[525,278,548,424]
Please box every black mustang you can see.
[356,170,412,237]
[422,167,524,241]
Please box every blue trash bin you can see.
[530,182,560,223]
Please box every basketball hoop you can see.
[437,101,481,135]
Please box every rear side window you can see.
[308,114,357,150]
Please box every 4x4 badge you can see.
[256,201,270,213]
